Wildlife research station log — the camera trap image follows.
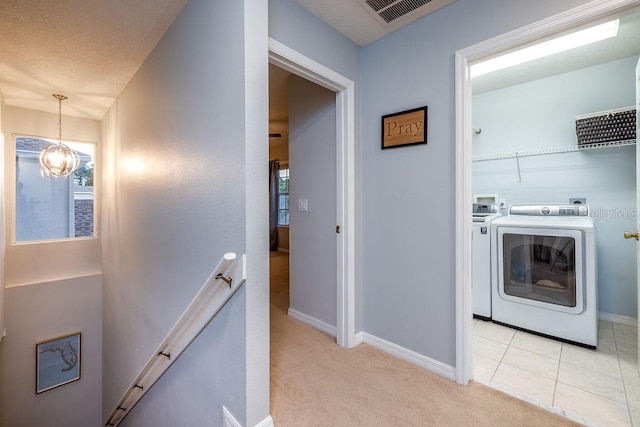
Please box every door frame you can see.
[454,0,639,384]
[268,39,357,348]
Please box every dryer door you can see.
[497,226,584,314]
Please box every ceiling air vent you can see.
[359,0,455,25]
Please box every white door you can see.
[628,57,640,372]
[637,57,640,366]
[631,57,640,368]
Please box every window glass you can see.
[278,168,289,226]
[15,135,95,242]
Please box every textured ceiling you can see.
[0,0,188,119]
[3,1,639,122]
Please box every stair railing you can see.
[104,252,246,426]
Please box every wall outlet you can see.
[570,197,586,205]
[298,198,308,212]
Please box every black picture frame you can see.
[381,106,428,149]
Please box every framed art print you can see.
[36,332,81,394]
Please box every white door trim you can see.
[454,0,640,385]
[268,38,357,348]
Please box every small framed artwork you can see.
[36,332,81,394]
[381,106,428,149]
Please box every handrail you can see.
[104,252,246,427]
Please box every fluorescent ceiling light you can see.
[471,19,620,78]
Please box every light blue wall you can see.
[360,0,590,367]
[473,56,638,318]
[269,0,360,80]
[118,287,246,426]
[102,0,250,424]
[269,0,364,331]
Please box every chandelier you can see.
[39,94,80,178]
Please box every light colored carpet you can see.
[269,252,579,426]
[270,251,289,313]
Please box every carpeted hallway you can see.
[269,252,579,426]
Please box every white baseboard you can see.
[223,407,241,427]
[362,332,456,381]
[355,331,364,346]
[254,415,274,427]
[277,247,289,254]
[288,308,337,337]
[599,312,637,327]
[224,408,273,427]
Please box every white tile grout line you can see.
[612,321,635,424]
[551,343,564,407]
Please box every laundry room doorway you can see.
[456,1,640,424]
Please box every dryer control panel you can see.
[509,204,589,217]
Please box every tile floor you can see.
[473,319,639,426]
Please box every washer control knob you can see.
[541,207,551,215]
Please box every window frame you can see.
[11,133,98,245]
[277,167,289,227]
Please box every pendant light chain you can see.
[53,94,68,146]
[58,95,62,144]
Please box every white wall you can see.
[3,106,101,286]
[101,0,269,425]
[0,105,102,426]
[473,56,638,318]
[360,0,590,367]
[288,75,337,328]
[0,275,102,427]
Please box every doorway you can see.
[268,66,337,334]
[456,0,640,424]
[268,39,356,349]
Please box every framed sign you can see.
[36,332,81,394]
[381,106,428,149]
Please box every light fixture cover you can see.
[471,19,620,78]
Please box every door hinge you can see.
[336,225,341,234]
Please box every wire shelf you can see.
[472,139,636,162]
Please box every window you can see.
[15,135,95,243]
[278,168,289,226]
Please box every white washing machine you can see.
[473,203,501,319]
[491,204,597,348]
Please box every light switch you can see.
[298,199,308,212]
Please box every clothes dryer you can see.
[490,204,597,348]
